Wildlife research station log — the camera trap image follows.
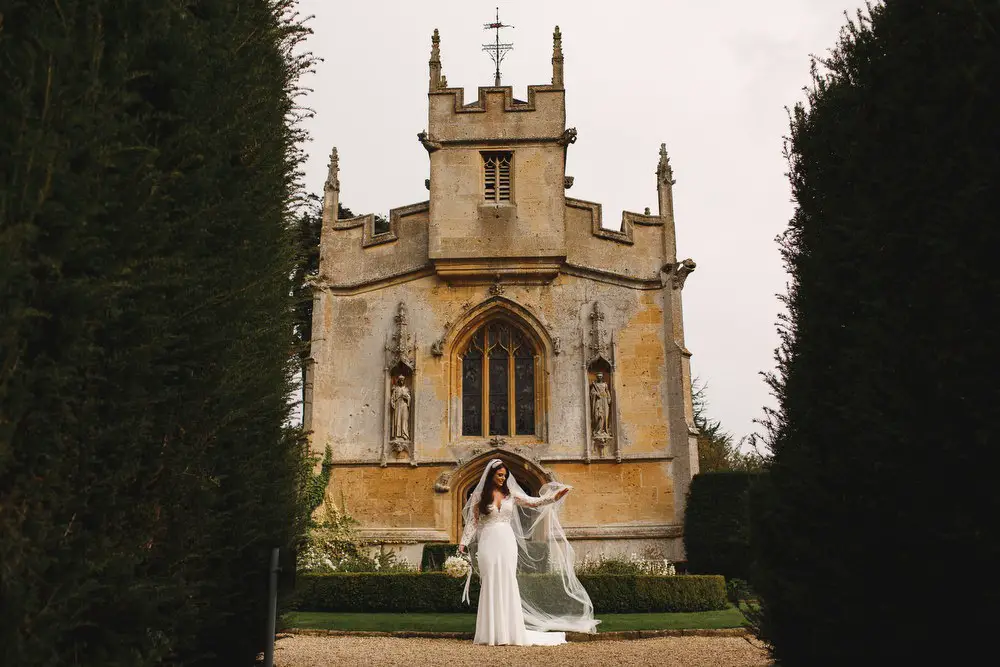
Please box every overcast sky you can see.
[295,0,866,445]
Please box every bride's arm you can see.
[513,486,570,508]
[458,506,480,552]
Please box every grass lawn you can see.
[283,607,746,633]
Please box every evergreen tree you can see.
[693,379,764,472]
[750,2,1000,663]
[693,379,738,472]
[1,1,312,664]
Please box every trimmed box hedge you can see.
[292,573,728,614]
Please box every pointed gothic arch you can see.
[449,449,555,541]
[444,297,555,444]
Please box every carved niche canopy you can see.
[588,301,611,366]
[324,147,340,192]
[657,143,675,186]
[386,302,416,371]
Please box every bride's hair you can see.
[476,463,510,517]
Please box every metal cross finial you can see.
[482,7,514,87]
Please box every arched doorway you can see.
[451,450,552,542]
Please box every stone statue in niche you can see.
[389,375,411,451]
[590,372,613,445]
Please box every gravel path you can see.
[274,635,772,667]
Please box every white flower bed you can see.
[576,550,677,576]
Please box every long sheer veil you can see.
[460,458,599,634]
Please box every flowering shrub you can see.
[576,547,677,576]
[297,496,413,573]
[443,555,471,578]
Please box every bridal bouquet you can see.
[443,554,471,578]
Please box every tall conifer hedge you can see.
[1,1,311,664]
[684,472,761,582]
[750,2,1000,664]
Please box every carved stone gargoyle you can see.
[666,259,697,289]
[417,131,442,153]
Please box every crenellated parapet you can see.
[318,201,431,291]
[430,83,564,114]
[426,28,566,145]
[566,198,664,246]
[426,84,566,147]
[563,198,667,286]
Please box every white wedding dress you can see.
[465,493,566,646]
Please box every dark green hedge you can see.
[748,2,1000,663]
[292,573,727,614]
[684,471,762,581]
[0,2,310,665]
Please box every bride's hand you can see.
[457,544,467,554]
[555,488,570,501]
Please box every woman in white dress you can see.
[457,458,599,646]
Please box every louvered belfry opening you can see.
[482,151,513,202]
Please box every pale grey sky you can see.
[295,0,864,443]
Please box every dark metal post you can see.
[264,547,280,667]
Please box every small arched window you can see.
[461,322,536,437]
[482,151,512,202]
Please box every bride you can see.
[457,458,599,646]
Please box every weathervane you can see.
[482,7,514,86]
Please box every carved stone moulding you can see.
[587,301,611,366]
[431,256,564,285]
[563,524,683,540]
[390,438,411,455]
[430,336,446,357]
[447,445,556,486]
[356,527,451,543]
[592,432,612,451]
[386,301,416,371]
[434,469,454,493]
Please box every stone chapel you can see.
[303,26,700,564]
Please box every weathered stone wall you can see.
[319,456,683,559]
[329,465,443,528]
[428,87,565,142]
[427,86,568,264]
[564,199,665,281]
[549,461,675,525]
[320,204,430,289]
[309,272,674,463]
[428,144,566,261]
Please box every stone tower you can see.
[305,27,699,564]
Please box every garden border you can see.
[281,628,749,641]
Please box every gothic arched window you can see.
[461,322,536,437]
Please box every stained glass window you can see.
[462,343,483,436]
[460,321,536,438]
[514,347,535,436]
